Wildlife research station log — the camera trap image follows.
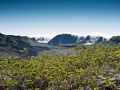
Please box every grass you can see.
[0,45,120,90]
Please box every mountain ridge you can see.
[0,33,40,56]
[0,33,120,56]
[48,34,107,45]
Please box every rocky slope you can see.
[0,33,41,56]
[48,34,78,45]
[108,36,120,44]
[48,34,107,45]
[0,33,120,57]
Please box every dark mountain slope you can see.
[48,34,107,45]
[0,33,40,56]
[48,34,78,45]
[109,36,120,44]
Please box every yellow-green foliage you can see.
[0,45,120,89]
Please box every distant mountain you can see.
[77,35,107,45]
[48,34,107,45]
[36,37,50,43]
[0,33,120,57]
[109,36,120,44]
[48,34,78,45]
[0,33,40,56]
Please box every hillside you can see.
[48,34,78,45]
[48,34,107,45]
[109,36,120,44]
[0,33,120,57]
[0,33,70,56]
[0,33,45,56]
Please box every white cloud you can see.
[21,33,55,39]
[22,32,114,39]
[88,32,114,38]
[60,32,114,38]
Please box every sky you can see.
[0,0,120,38]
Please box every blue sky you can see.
[0,0,120,38]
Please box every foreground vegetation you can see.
[0,45,120,90]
